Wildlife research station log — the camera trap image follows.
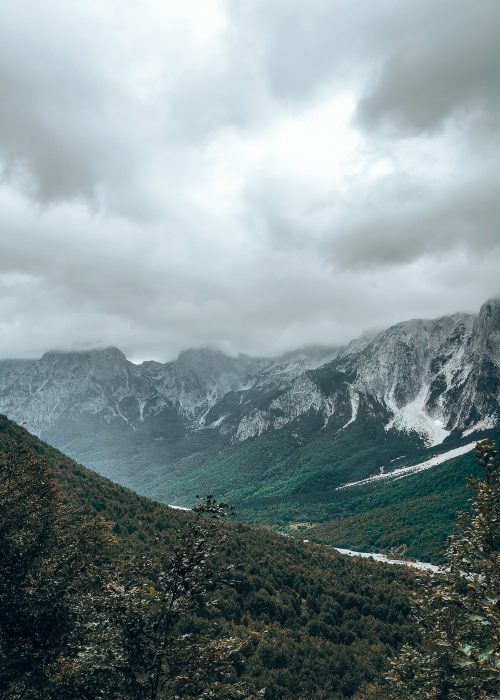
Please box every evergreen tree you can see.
[356,439,500,700]
[0,445,256,699]
[104,496,257,699]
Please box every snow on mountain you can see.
[0,344,340,443]
[0,300,497,462]
[338,313,477,445]
[228,299,498,447]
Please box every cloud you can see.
[0,0,499,361]
[357,1,500,135]
[0,4,131,205]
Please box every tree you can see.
[0,444,115,700]
[105,496,257,699]
[355,439,500,700]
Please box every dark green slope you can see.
[142,398,495,552]
[137,406,498,564]
[16,388,493,566]
[45,405,228,496]
[0,414,418,700]
[307,429,500,563]
[144,402,424,512]
[0,413,186,548]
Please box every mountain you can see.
[225,299,498,448]
[0,414,417,699]
[0,299,498,555]
[0,343,343,491]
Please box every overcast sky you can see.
[1,0,499,361]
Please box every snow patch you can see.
[336,442,477,490]
[385,385,450,446]
[462,416,496,437]
[207,413,229,428]
[340,389,359,430]
[138,399,146,422]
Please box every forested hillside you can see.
[307,448,490,562]
[0,415,419,699]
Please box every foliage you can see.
[308,448,487,562]
[0,442,116,699]
[101,496,255,700]
[0,414,419,699]
[0,435,252,699]
[355,439,500,700]
[166,416,497,563]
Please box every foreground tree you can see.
[356,439,500,700]
[104,497,256,699]
[0,445,115,699]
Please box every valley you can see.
[0,298,498,561]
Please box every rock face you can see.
[0,347,257,452]
[207,299,498,448]
[0,300,498,491]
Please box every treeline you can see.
[1,416,498,699]
[0,416,418,699]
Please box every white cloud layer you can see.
[0,0,499,361]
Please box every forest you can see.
[1,415,498,699]
[0,415,417,699]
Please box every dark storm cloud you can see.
[228,1,500,134]
[0,5,110,202]
[0,3,161,219]
[357,1,500,135]
[0,0,499,361]
[331,179,500,268]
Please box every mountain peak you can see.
[176,347,227,362]
[478,296,500,319]
[41,346,127,363]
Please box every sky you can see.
[1,0,499,362]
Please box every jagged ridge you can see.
[0,300,497,499]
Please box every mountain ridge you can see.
[0,299,498,531]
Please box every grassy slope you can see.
[159,416,497,565]
[24,396,498,566]
[0,414,418,700]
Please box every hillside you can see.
[0,414,419,699]
[307,446,493,562]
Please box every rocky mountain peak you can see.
[471,298,500,360]
[0,301,497,472]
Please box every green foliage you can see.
[143,407,423,514]
[102,497,250,700]
[308,448,487,562]
[0,427,255,698]
[158,415,498,564]
[0,444,116,699]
